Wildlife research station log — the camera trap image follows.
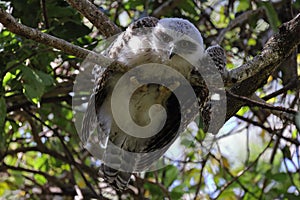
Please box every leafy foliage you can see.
[0,0,300,199]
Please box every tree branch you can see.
[65,0,121,37]
[226,90,297,114]
[0,7,92,59]
[0,7,115,66]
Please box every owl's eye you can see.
[156,31,173,43]
[177,40,194,49]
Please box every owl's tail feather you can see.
[101,164,132,191]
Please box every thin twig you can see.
[213,138,274,199]
[23,108,103,199]
[193,155,208,200]
[226,90,297,115]
[40,0,49,28]
[262,77,300,101]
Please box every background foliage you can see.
[0,0,300,199]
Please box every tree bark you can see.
[226,13,300,120]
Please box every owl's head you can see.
[153,18,204,65]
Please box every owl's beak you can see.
[168,46,176,59]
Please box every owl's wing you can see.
[198,45,227,134]
[81,65,110,148]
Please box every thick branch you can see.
[0,7,114,66]
[226,13,300,120]
[65,0,121,37]
[0,7,91,59]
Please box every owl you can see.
[81,17,226,190]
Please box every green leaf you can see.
[218,189,236,199]
[178,0,198,16]
[164,165,179,187]
[2,72,16,87]
[46,4,75,18]
[23,84,44,104]
[34,155,49,171]
[35,70,54,86]
[294,0,300,9]
[124,0,144,10]
[236,106,249,116]
[196,129,206,141]
[34,174,47,185]
[248,38,257,46]
[0,182,9,196]
[9,171,24,187]
[181,138,193,147]
[237,0,250,12]
[266,171,288,182]
[170,185,185,199]
[20,66,53,104]
[51,21,91,40]
[11,0,41,27]
[144,182,164,199]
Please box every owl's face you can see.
[153,18,205,65]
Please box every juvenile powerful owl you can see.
[81,17,226,190]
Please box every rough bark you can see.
[65,0,121,37]
[226,13,300,120]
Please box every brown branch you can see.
[226,13,300,121]
[0,7,109,64]
[40,0,49,28]
[234,115,273,132]
[0,7,87,58]
[226,90,297,115]
[262,77,300,101]
[193,156,208,200]
[235,115,300,145]
[65,0,121,37]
